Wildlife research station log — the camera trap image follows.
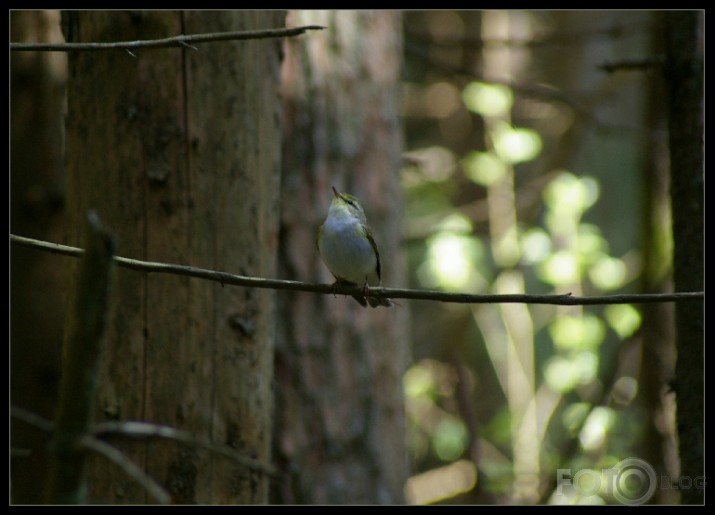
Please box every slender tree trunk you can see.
[638,12,679,504]
[274,10,410,504]
[664,11,704,505]
[62,10,282,503]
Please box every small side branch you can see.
[43,212,115,504]
[78,437,171,505]
[12,406,278,483]
[93,421,278,477]
[10,25,326,52]
[11,233,704,306]
[598,56,664,73]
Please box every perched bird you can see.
[317,186,392,308]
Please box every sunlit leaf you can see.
[426,234,475,290]
[521,227,552,265]
[404,364,436,399]
[604,304,641,339]
[433,417,469,461]
[579,407,615,451]
[589,255,628,291]
[437,213,474,233]
[419,218,487,292]
[463,151,507,186]
[544,356,581,392]
[462,81,513,118]
[492,124,542,164]
[573,351,599,384]
[549,314,606,351]
[543,171,600,217]
[537,250,581,285]
[545,352,599,393]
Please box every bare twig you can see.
[10,233,703,306]
[598,56,664,73]
[10,25,326,52]
[12,406,277,491]
[78,436,171,505]
[93,421,278,478]
[15,403,170,502]
[11,406,56,433]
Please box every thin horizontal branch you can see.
[10,233,703,306]
[598,56,664,73]
[93,421,278,478]
[10,25,326,52]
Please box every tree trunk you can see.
[637,12,678,504]
[273,10,410,504]
[62,10,282,503]
[10,10,67,504]
[664,11,704,505]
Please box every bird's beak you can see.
[332,186,340,198]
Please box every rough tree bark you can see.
[664,11,704,505]
[62,11,282,503]
[10,10,67,504]
[273,10,410,504]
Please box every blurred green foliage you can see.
[400,10,667,505]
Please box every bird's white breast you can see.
[319,215,378,285]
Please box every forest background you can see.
[10,10,703,505]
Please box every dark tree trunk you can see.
[62,10,283,503]
[664,10,704,505]
[274,10,410,504]
[10,10,67,504]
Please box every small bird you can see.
[317,186,392,308]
